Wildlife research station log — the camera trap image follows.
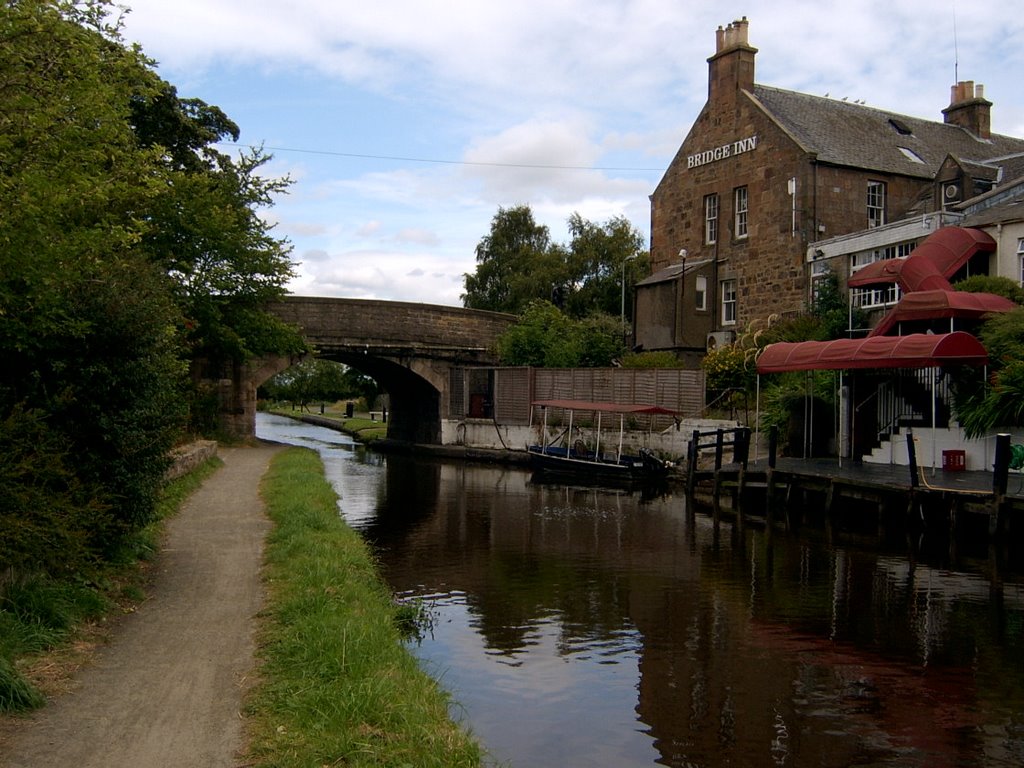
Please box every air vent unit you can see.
[706,330,735,350]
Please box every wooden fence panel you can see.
[451,367,705,425]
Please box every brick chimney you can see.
[942,80,992,139]
[708,17,757,104]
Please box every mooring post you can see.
[733,427,749,466]
[906,428,922,529]
[906,429,919,490]
[712,429,725,504]
[735,428,750,515]
[991,433,1011,537]
[686,429,700,496]
[766,425,779,522]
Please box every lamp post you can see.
[676,248,687,347]
[621,252,638,346]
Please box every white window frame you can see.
[849,241,914,309]
[721,279,737,325]
[867,181,886,228]
[1018,238,1024,287]
[704,194,718,245]
[695,275,707,311]
[734,187,748,239]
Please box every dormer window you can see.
[888,117,913,136]
[898,146,924,163]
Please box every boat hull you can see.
[526,445,671,483]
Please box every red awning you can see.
[756,331,988,373]
[847,256,907,288]
[868,290,1017,337]
[532,399,678,415]
[846,226,996,290]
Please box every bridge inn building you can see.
[636,17,1024,366]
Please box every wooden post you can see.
[733,427,750,466]
[905,429,923,531]
[906,429,919,490]
[735,428,750,505]
[993,433,1010,497]
[712,429,724,505]
[686,429,700,496]
[766,425,778,523]
[991,433,1011,537]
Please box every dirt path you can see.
[0,444,281,768]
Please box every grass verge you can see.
[265,406,389,442]
[245,447,482,767]
[0,455,223,714]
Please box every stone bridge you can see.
[217,296,516,443]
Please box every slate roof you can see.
[750,85,1024,180]
[958,176,1024,226]
[636,259,712,287]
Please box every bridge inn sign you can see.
[686,135,758,170]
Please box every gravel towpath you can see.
[0,443,281,768]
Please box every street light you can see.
[621,252,639,346]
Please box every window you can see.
[849,241,914,308]
[867,181,886,228]
[721,279,737,325]
[704,194,718,244]
[695,276,707,311]
[1018,238,1024,286]
[734,187,748,239]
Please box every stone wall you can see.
[268,296,515,352]
[165,440,218,481]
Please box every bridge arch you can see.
[211,297,516,442]
[316,349,448,444]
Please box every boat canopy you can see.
[755,331,988,374]
[531,399,678,415]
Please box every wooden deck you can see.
[687,453,1023,554]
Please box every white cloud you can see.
[120,0,1024,305]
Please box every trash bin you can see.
[942,449,966,471]
[345,402,354,418]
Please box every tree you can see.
[0,0,300,571]
[495,301,624,367]
[1,0,189,549]
[462,205,566,314]
[811,268,865,340]
[563,213,647,319]
[953,307,1024,437]
[262,359,352,408]
[953,274,1024,305]
[462,205,648,319]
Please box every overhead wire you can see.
[216,141,664,172]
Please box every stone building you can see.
[636,17,1024,366]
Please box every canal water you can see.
[257,413,1024,768]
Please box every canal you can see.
[257,412,1024,767]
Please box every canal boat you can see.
[528,399,677,483]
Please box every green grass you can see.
[267,407,389,442]
[245,447,482,768]
[0,455,223,714]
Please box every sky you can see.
[118,0,1024,307]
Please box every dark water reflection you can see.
[257,413,1024,768]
